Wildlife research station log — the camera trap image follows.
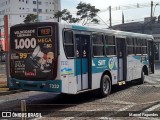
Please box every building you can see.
[112,16,160,62]
[0,0,61,51]
[0,0,61,27]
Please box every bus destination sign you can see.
[37,26,52,37]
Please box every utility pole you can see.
[151,1,153,21]
[122,11,124,24]
[109,6,112,27]
[150,1,153,34]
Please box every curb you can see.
[0,84,7,88]
[0,90,26,96]
[0,88,9,91]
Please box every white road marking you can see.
[107,100,136,105]
[139,117,160,120]
[144,104,160,111]
[63,117,74,120]
[155,79,160,81]
[99,117,121,120]
[117,104,135,111]
[140,100,160,105]
[0,100,5,104]
[134,103,160,120]
[142,84,160,87]
[145,79,156,84]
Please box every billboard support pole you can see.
[4,15,9,87]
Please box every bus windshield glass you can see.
[10,23,58,80]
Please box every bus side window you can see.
[127,37,134,55]
[92,33,104,57]
[105,35,116,56]
[141,39,147,54]
[64,30,75,58]
[135,38,141,54]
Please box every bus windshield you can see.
[10,23,58,80]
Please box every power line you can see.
[99,1,160,13]
[96,15,110,27]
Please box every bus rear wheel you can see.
[99,75,111,97]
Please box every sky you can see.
[61,0,160,27]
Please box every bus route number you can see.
[49,84,59,89]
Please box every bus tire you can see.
[139,70,145,84]
[99,75,111,97]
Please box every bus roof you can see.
[62,23,153,39]
[11,22,154,39]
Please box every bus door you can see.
[116,38,127,81]
[75,34,91,91]
[148,40,155,73]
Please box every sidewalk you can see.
[0,74,25,96]
[0,73,10,95]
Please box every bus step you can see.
[118,81,126,85]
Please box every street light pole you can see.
[150,1,159,34]
[153,3,159,17]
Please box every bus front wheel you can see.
[99,75,111,97]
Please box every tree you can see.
[54,2,100,25]
[24,14,37,23]
[76,2,100,25]
[54,9,80,23]
[54,11,63,22]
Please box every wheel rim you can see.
[103,78,110,94]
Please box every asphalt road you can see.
[0,79,160,120]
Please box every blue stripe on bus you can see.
[72,25,88,31]
[133,56,141,60]
[9,78,62,92]
[74,57,117,76]
[74,58,88,76]
[74,56,149,76]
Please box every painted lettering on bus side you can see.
[61,61,68,65]
[98,60,106,66]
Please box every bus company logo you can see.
[2,112,11,117]
[61,68,73,75]
[108,58,114,70]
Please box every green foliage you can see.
[54,2,100,25]
[54,9,81,23]
[91,18,100,24]
[24,14,37,23]
[76,2,100,25]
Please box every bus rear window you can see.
[10,23,58,80]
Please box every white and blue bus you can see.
[9,22,154,97]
